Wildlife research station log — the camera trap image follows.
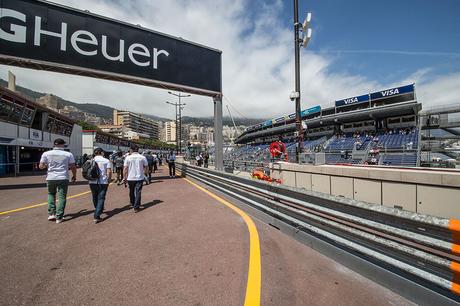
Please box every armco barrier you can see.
[178,163,460,305]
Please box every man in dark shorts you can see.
[114,151,125,185]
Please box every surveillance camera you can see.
[290,91,300,101]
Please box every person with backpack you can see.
[39,138,76,224]
[83,147,112,223]
[167,150,176,177]
[123,145,148,212]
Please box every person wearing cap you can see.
[123,144,148,212]
[89,147,112,223]
[39,138,76,224]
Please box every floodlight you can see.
[301,12,312,32]
[302,28,312,48]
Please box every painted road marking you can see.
[0,182,120,216]
[183,177,261,306]
[0,190,92,216]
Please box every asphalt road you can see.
[0,166,415,305]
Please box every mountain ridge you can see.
[0,78,265,126]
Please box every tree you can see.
[75,120,100,131]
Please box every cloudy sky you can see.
[1,0,460,120]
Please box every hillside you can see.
[0,78,264,126]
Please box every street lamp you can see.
[167,91,190,154]
[293,0,313,163]
[166,101,179,151]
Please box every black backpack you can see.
[82,159,100,181]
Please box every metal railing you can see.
[223,159,266,173]
[178,163,460,305]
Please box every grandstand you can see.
[229,84,428,167]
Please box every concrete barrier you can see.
[271,162,460,219]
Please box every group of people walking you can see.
[39,138,177,224]
[195,152,210,168]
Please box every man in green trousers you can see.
[39,138,77,223]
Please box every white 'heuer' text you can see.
[0,8,170,69]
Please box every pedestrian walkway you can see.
[0,166,414,305]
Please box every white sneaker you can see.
[48,215,56,221]
[55,218,63,224]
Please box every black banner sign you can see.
[0,0,222,95]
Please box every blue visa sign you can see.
[370,84,414,100]
[335,94,369,108]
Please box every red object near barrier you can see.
[269,141,288,161]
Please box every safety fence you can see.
[178,162,460,305]
[223,160,266,173]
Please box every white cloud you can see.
[1,0,459,120]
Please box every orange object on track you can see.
[251,169,281,184]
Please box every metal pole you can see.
[214,96,224,171]
[294,0,303,163]
[175,103,179,154]
[178,95,182,154]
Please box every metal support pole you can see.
[168,91,190,155]
[294,0,304,163]
[178,96,182,154]
[175,103,179,154]
[15,145,20,176]
[214,96,224,171]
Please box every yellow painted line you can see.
[0,182,115,216]
[0,190,92,216]
[183,177,261,306]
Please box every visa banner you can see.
[370,84,414,100]
[335,94,369,108]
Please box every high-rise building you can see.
[163,121,177,144]
[113,110,159,140]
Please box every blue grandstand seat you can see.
[382,153,417,166]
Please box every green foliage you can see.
[136,138,176,150]
[75,120,100,131]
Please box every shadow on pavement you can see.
[64,209,93,221]
[102,199,164,221]
[63,200,164,222]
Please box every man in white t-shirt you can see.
[89,147,112,223]
[39,138,76,224]
[123,145,148,212]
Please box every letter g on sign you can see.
[0,8,27,43]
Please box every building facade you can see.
[163,121,177,144]
[113,109,159,140]
[0,86,82,176]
